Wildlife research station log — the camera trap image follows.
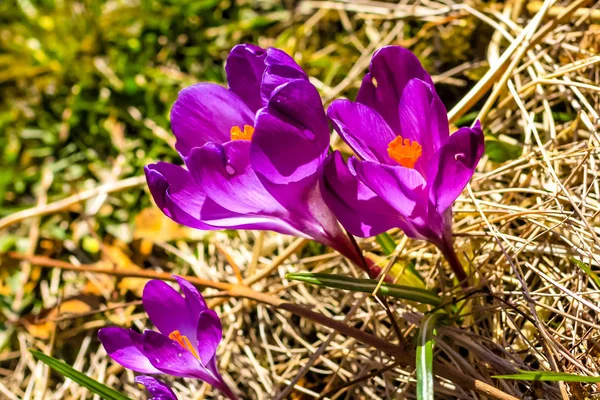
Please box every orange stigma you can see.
[169,330,200,360]
[230,125,254,141]
[387,136,422,169]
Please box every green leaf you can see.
[417,312,444,400]
[373,232,427,288]
[454,111,479,127]
[376,232,396,255]
[570,258,600,288]
[494,370,600,383]
[367,253,426,289]
[30,350,132,400]
[388,259,426,289]
[286,273,441,306]
[484,135,522,163]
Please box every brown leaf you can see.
[103,245,148,297]
[133,207,206,255]
[21,295,101,339]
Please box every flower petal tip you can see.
[135,376,178,400]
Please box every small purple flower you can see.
[321,46,484,283]
[135,376,177,400]
[145,44,381,278]
[98,277,237,400]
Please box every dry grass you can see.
[2,0,600,399]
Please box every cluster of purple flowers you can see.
[100,44,484,398]
[146,44,483,281]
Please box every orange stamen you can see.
[169,330,200,360]
[230,125,254,141]
[387,136,422,169]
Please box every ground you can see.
[1,0,599,399]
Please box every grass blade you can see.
[494,370,600,383]
[30,350,132,400]
[286,272,441,306]
[417,312,444,400]
[570,258,600,288]
[376,232,396,255]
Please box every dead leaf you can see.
[21,295,101,339]
[134,207,185,239]
[103,245,148,297]
[134,206,207,254]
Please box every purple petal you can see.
[141,331,214,381]
[145,163,212,230]
[188,141,285,215]
[288,181,361,263]
[397,78,449,173]
[170,83,254,156]
[135,376,178,400]
[357,46,434,133]
[195,309,222,366]
[327,100,396,164]
[198,197,308,236]
[174,276,208,315]
[351,158,428,228]
[429,122,484,213]
[186,141,307,236]
[299,185,385,278]
[98,327,161,374]
[208,357,239,400]
[251,80,329,189]
[260,48,308,104]
[226,44,267,113]
[142,280,198,344]
[321,152,413,237]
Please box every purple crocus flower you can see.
[135,376,177,400]
[145,44,381,278]
[98,277,237,400]
[321,46,484,284]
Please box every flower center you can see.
[168,330,200,360]
[387,136,422,169]
[230,125,254,141]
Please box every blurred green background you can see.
[0,0,298,225]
